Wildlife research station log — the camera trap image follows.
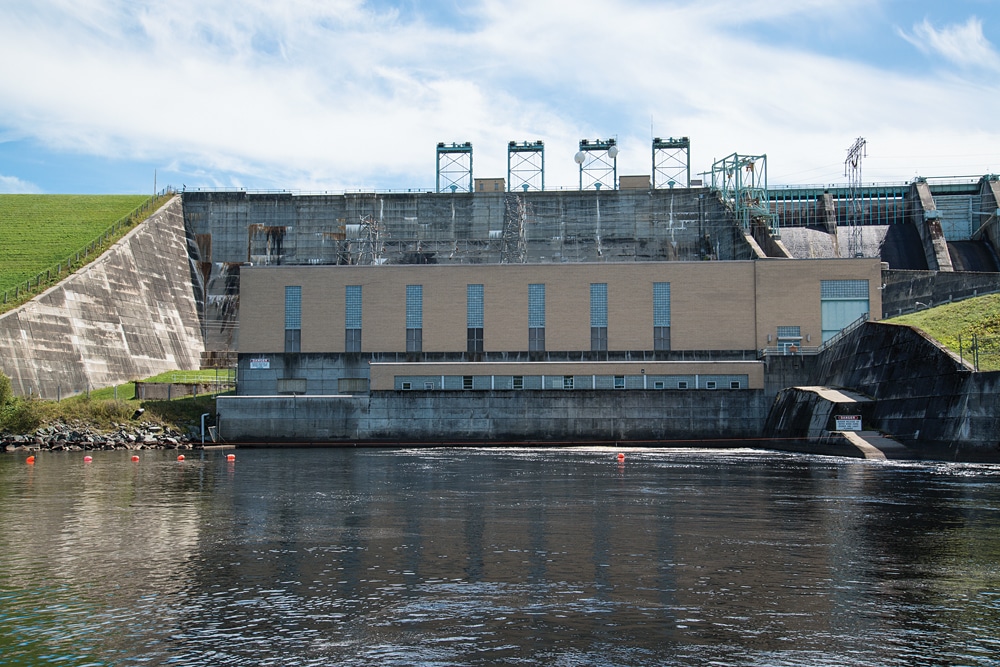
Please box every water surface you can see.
[2,447,999,666]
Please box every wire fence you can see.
[957,333,1000,371]
[1,190,174,309]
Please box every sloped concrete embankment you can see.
[768,322,1000,461]
[0,197,204,398]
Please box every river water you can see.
[1,447,999,666]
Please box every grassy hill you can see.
[885,293,1000,371]
[0,194,166,311]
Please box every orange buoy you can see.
[617,452,625,461]
[177,454,185,462]
[226,454,236,462]
[26,455,35,465]
[131,455,140,462]
[83,455,93,463]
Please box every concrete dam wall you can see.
[793,321,1000,460]
[0,197,204,398]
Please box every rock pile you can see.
[2,420,197,453]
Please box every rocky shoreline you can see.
[2,420,199,453]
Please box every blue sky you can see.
[2,0,1000,194]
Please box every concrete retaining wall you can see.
[217,389,770,444]
[882,269,1000,318]
[0,197,204,398]
[807,321,1000,460]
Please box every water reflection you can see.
[1,448,999,666]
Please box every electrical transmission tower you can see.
[845,137,867,258]
[499,194,528,264]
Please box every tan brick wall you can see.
[239,259,882,354]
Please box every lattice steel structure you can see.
[652,137,690,188]
[844,137,867,258]
[356,214,386,266]
[507,141,545,192]
[575,139,618,190]
[711,153,774,234]
[499,194,528,264]
[436,142,473,193]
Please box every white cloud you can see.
[0,175,42,194]
[2,0,1000,191]
[899,17,1000,70]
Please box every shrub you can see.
[0,371,11,409]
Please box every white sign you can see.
[249,358,270,370]
[835,415,862,431]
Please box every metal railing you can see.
[817,313,870,353]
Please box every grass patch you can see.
[2,368,229,437]
[885,293,1000,370]
[0,194,172,313]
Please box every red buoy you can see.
[131,455,140,462]
[617,452,625,461]
[26,455,35,465]
[177,454,185,462]
[226,454,236,462]
[83,456,93,463]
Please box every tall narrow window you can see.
[284,285,301,353]
[590,283,608,351]
[653,282,671,351]
[406,284,423,352]
[467,284,484,352]
[528,283,545,351]
[345,285,361,352]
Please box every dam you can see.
[4,153,1000,459]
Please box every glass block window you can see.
[467,284,484,328]
[777,326,801,339]
[285,285,302,353]
[821,280,869,299]
[284,286,302,330]
[528,284,545,327]
[406,285,423,328]
[345,285,362,329]
[590,283,608,328]
[653,282,671,326]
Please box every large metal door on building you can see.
[821,280,869,342]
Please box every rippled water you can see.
[2,447,1000,666]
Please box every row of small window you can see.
[283,283,672,353]
[396,375,748,391]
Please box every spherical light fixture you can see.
[574,151,585,165]
[608,145,619,159]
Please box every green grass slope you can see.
[885,293,1000,371]
[0,194,149,294]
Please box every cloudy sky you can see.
[2,0,1000,194]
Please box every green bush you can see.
[0,371,11,409]
[1,396,41,434]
